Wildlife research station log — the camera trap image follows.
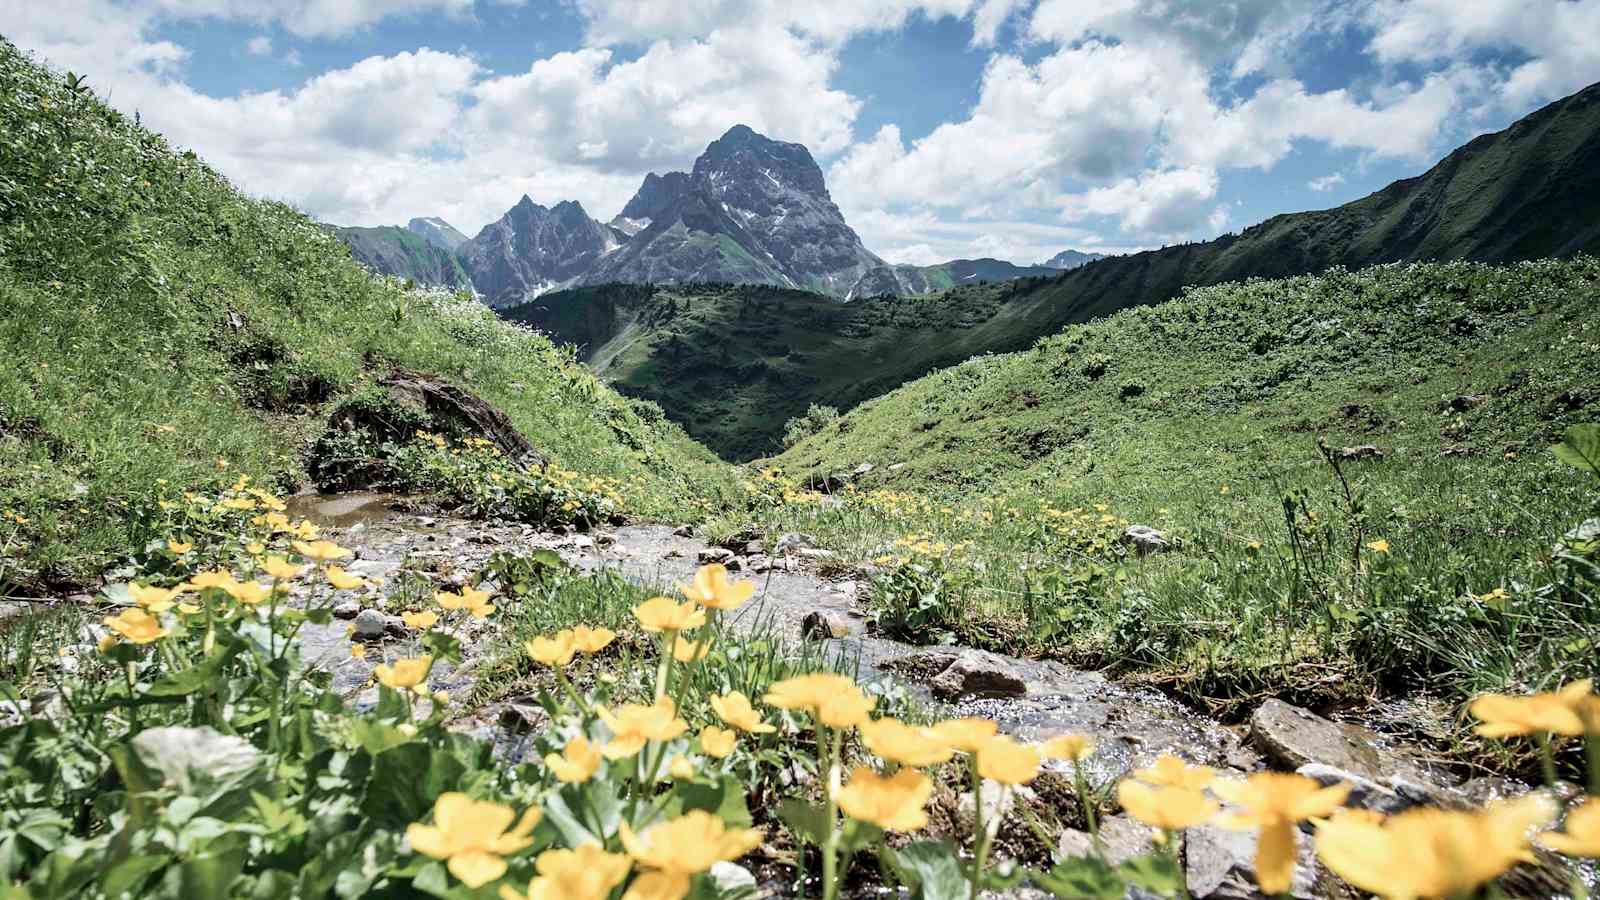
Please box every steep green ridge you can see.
[512,80,1600,459]
[332,224,473,290]
[0,39,734,589]
[774,258,1600,498]
[504,279,1049,459]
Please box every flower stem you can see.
[653,631,675,703]
[969,757,1000,900]
[1073,759,1100,855]
[1537,733,1558,788]
[1584,733,1598,796]
[820,723,842,900]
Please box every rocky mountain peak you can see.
[692,124,828,198]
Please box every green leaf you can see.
[776,799,829,847]
[677,775,753,829]
[145,647,238,697]
[887,840,967,900]
[101,854,168,898]
[359,744,467,829]
[1553,423,1600,476]
[1033,855,1126,900]
[1117,852,1182,897]
[539,789,601,848]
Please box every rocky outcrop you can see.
[406,216,468,253]
[459,197,625,308]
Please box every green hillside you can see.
[332,224,473,290]
[0,39,734,590]
[749,258,1600,705]
[512,80,1600,460]
[774,258,1600,496]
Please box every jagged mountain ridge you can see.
[333,125,1061,303]
[1040,249,1105,269]
[331,224,472,290]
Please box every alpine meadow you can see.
[2,6,1600,900]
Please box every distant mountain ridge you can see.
[331,125,1064,303]
[502,78,1600,460]
[1040,249,1105,269]
[331,224,471,290]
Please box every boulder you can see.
[352,608,388,640]
[929,649,1029,700]
[1248,699,1436,785]
[698,547,736,566]
[1184,824,1319,899]
[672,524,695,538]
[1121,525,1170,556]
[1056,815,1158,866]
[708,862,757,894]
[801,610,854,641]
[332,601,361,620]
[1295,763,1437,815]
[378,369,544,468]
[775,532,816,555]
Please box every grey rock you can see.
[352,608,388,640]
[1338,444,1383,461]
[796,547,836,560]
[930,649,1029,700]
[1295,763,1434,815]
[741,539,766,556]
[708,861,758,894]
[1184,824,1319,899]
[887,462,907,472]
[801,610,854,641]
[332,601,361,620]
[498,702,547,734]
[1057,815,1160,866]
[958,782,1032,834]
[775,532,816,554]
[1249,699,1435,785]
[383,615,409,638]
[851,462,875,478]
[698,547,736,565]
[1122,525,1170,556]
[673,524,695,537]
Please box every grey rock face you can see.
[585,125,886,297]
[1248,699,1438,785]
[1122,525,1170,556]
[460,197,624,308]
[928,648,1030,700]
[406,216,469,253]
[1040,249,1107,269]
[1184,824,1319,899]
[352,608,387,640]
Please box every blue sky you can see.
[5,1,1599,264]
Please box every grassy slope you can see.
[513,81,1600,460]
[775,259,1600,496]
[0,39,735,590]
[332,224,472,290]
[758,259,1600,708]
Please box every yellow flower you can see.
[103,608,169,644]
[673,635,711,662]
[97,633,118,653]
[129,583,181,613]
[402,610,440,631]
[699,725,737,759]
[859,717,954,767]
[544,735,603,783]
[261,556,308,579]
[619,810,763,877]
[838,766,932,831]
[1470,689,1585,737]
[1364,539,1390,554]
[764,673,875,728]
[225,579,276,606]
[525,631,577,668]
[932,717,999,753]
[176,602,202,615]
[709,692,776,734]
[291,539,352,562]
[620,871,689,900]
[460,585,496,617]
[406,792,541,888]
[350,644,367,659]
[1538,797,1600,857]
[184,570,238,593]
[668,755,697,780]
[679,563,755,610]
[597,698,689,759]
[976,735,1043,785]
[633,596,707,633]
[1040,734,1095,763]
[1315,794,1554,900]
[375,656,433,690]
[1118,780,1218,831]
[166,540,192,554]
[1213,773,1351,895]
[572,625,616,654]
[245,541,266,555]
[498,844,632,900]
[1131,754,1215,791]
[324,565,367,589]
